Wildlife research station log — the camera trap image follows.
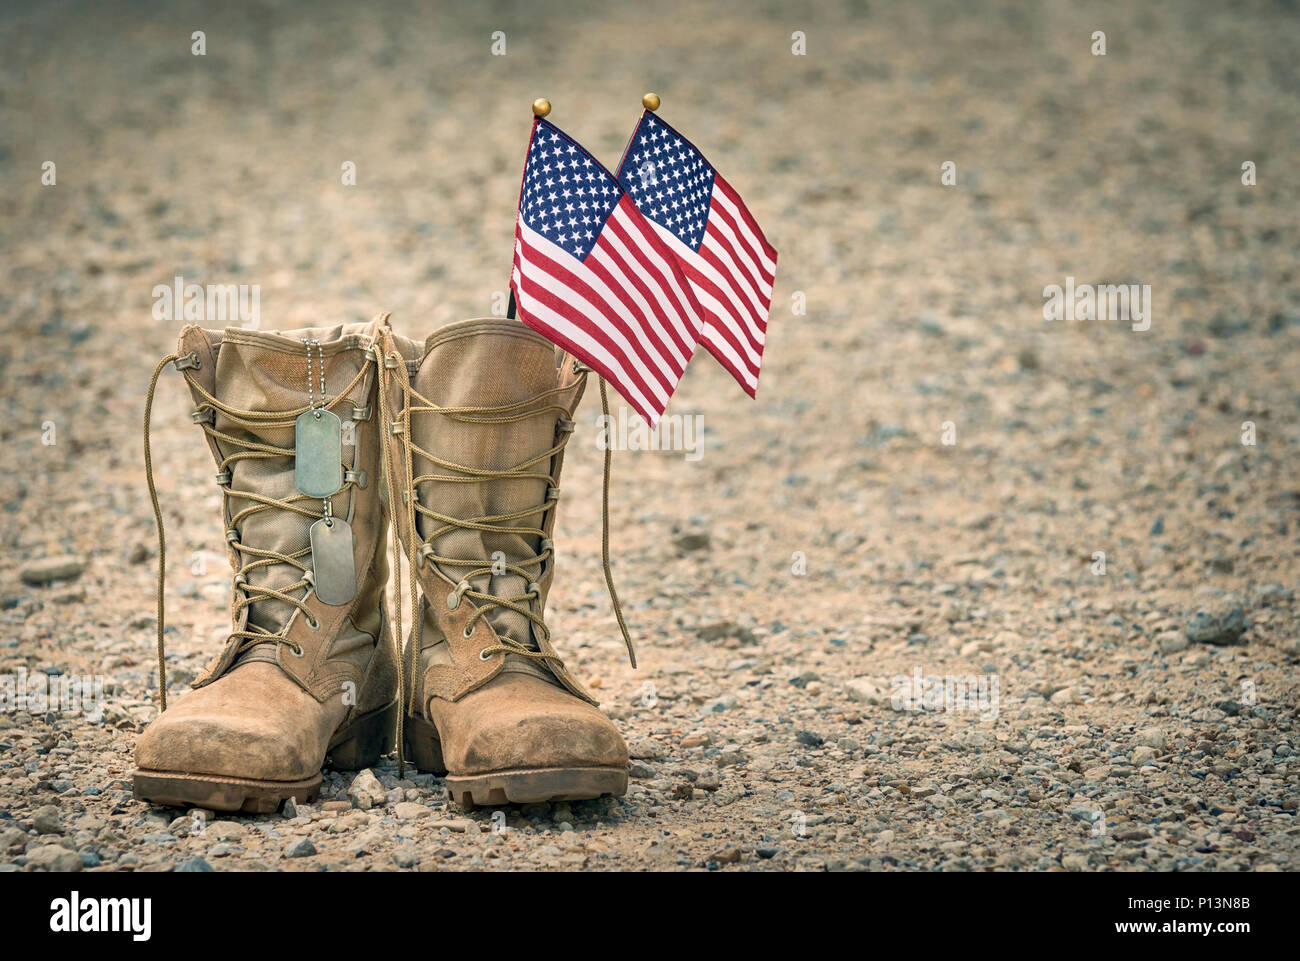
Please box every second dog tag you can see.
[295,408,344,497]
[310,516,356,606]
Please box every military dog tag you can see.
[295,409,344,497]
[310,517,356,606]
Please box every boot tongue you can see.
[412,319,564,650]
[210,324,373,636]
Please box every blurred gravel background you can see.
[1,0,1298,871]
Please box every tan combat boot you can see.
[133,318,399,813]
[376,318,631,808]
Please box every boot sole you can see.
[131,770,323,814]
[133,699,398,813]
[445,767,629,809]
[405,715,627,808]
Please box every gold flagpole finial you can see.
[642,92,660,112]
[532,98,551,118]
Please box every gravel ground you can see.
[1,0,1298,872]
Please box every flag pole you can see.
[614,93,661,177]
[523,91,636,667]
[508,98,552,321]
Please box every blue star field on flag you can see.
[520,119,622,261]
[616,114,715,252]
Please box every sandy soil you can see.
[1,0,1298,871]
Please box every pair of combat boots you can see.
[133,315,629,812]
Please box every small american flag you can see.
[510,118,704,425]
[616,112,778,397]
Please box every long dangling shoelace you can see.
[373,338,636,776]
[144,351,368,711]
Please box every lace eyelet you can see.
[463,623,476,639]
[306,616,320,630]
[479,648,492,661]
[289,643,305,658]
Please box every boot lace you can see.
[144,351,369,711]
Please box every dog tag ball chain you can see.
[295,339,343,497]
[296,338,356,606]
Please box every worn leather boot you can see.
[134,318,399,813]
[377,318,629,808]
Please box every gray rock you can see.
[697,622,754,643]
[284,838,317,859]
[204,821,245,841]
[393,802,430,820]
[1132,746,1158,765]
[25,844,83,872]
[19,556,85,586]
[349,829,384,857]
[1186,600,1247,645]
[672,531,711,552]
[31,805,63,835]
[716,750,748,768]
[1156,630,1189,653]
[844,677,886,705]
[175,857,214,872]
[628,760,659,779]
[347,769,385,809]
[392,847,417,868]
[1134,727,1166,750]
[1113,827,1151,842]
[1252,584,1293,605]
[627,738,668,761]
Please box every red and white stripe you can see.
[511,195,703,425]
[651,175,777,396]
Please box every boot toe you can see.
[436,674,628,775]
[135,663,327,782]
